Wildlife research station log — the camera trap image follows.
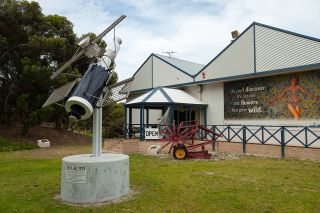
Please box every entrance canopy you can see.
[125,86,207,108]
[124,87,207,141]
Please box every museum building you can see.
[122,22,320,146]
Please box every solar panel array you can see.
[42,79,79,107]
[102,77,134,105]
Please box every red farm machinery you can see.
[159,120,221,160]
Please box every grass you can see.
[0,146,320,213]
[0,136,37,152]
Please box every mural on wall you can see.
[224,70,320,120]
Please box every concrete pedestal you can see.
[61,153,129,203]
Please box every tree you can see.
[0,0,124,136]
[102,103,125,138]
[0,0,78,134]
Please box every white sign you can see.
[145,128,159,140]
[65,165,87,184]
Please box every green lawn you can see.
[0,136,37,152]
[0,147,320,212]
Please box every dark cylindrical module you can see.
[65,64,109,121]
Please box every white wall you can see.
[153,57,193,87]
[183,85,201,100]
[148,109,163,124]
[128,58,152,91]
[184,85,206,125]
[129,108,162,125]
[126,93,143,125]
[201,82,224,125]
[131,108,140,125]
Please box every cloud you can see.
[34,0,320,80]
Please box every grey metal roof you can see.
[194,22,320,80]
[154,54,204,76]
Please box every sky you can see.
[33,0,320,80]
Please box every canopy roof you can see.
[125,87,207,107]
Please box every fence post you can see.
[261,126,264,144]
[305,127,308,147]
[212,125,216,152]
[281,126,285,158]
[243,126,247,154]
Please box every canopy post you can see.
[124,106,128,139]
[139,105,145,141]
[146,108,149,127]
[128,107,132,138]
[142,106,145,141]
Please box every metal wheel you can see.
[173,144,187,160]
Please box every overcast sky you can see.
[33,0,320,80]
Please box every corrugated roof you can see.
[126,86,207,106]
[194,22,320,80]
[154,54,204,76]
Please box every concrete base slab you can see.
[61,153,129,203]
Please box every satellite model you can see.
[43,15,132,156]
[43,16,132,203]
